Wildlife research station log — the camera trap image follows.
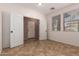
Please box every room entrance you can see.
[24,17,39,41]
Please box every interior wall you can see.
[28,21,35,38]
[0,3,47,42]
[2,12,10,48]
[47,4,79,46]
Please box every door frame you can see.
[24,16,39,40]
[0,13,2,53]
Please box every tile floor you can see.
[1,40,79,56]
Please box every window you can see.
[52,15,61,31]
[64,10,79,32]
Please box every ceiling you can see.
[16,3,72,15]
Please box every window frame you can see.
[63,9,79,32]
[52,14,61,31]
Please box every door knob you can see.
[11,31,13,33]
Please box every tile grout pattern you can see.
[1,40,79,56]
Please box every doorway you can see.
[24,17,39,41]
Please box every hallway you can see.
[1,40,79,56]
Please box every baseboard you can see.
[49,39,79,47]
[28,38,35,39]
[39,39,47,40]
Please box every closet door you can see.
[35,20,39,40]
[10,14,23,48]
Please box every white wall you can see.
[0,12,2,53]
[2,12,10,48]
[47,4,79,46]
[0,3,47,39]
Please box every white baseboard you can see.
[39,39,47,40]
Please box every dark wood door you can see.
[24,17,28,40]
[35,20,39,40]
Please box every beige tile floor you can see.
[1,40,79,56]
